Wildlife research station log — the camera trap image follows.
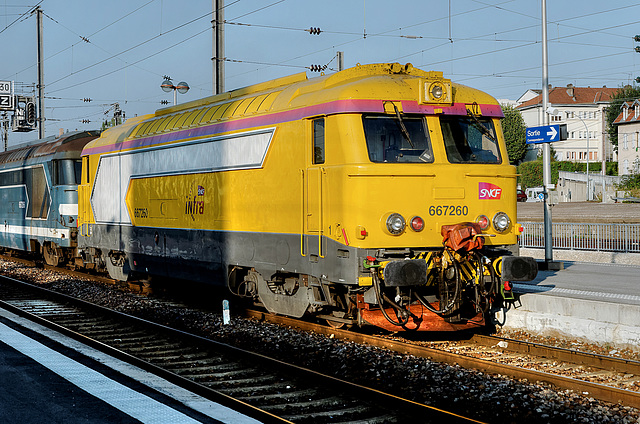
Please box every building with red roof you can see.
[516,84,618,165]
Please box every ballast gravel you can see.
[1,259,639,424]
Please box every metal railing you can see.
[519,222,640,253]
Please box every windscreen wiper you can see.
[393,104,415,148]
[466,109,497,143]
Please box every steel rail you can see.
[469,334,640,376]
[245,310,640,409]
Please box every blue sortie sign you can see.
[526,124,560,144]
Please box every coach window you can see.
[313,118,325,164]
[53,159,82,185]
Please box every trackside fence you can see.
[519,222,640,253]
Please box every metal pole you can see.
[36,6,44,139]
[2,112,7,151]
[213,0,225,94]
[576,115,590,200]
[586,119,590,200]
[602,111,607,200]
[541,0,553,263]
[337,51,344,71]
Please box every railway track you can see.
[0,274,480,424]
[244,311,640,409]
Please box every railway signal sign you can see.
[526,124,567,144]
[0,80,13,111]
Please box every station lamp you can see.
[161,78,189,105]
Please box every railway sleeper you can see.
[281,405,373,421]
[185,368,262,381]
[153,357,229,368]
[168,362,243,374]
[235,388,318,402]
[146,351,212,362]
[203,374,280,390]
[124,343,186,354]
[260,397,354,412]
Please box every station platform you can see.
[500,260,640,349]
[0,308,259,424]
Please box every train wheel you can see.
[43,242,62,266]
[325,293,351,329]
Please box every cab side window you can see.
[313,118,325,164]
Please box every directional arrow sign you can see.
[526,124,563,144]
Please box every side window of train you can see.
[53,159,83,185]
[82,157,89,184]
[313,118,325,165]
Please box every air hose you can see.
[371,271,411,327]
[415,253,461,315]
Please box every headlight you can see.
[431,83,444,99]
[386,213,406,235]
[492,212,511,233]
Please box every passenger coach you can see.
[76,63,537,331]
[0,131,99,265]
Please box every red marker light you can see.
[503,281,513,291]
[476,215,489,231]
[410,216,424,232]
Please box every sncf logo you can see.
[479,182,502,200]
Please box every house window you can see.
[624,134,629,150]
[623,159,629,174]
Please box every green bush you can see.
[517,160,618,189]
[616,174,640,197]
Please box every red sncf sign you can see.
[479,182,502,200]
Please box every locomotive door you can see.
[303,118,326,259]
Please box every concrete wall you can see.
[555,170,621,203]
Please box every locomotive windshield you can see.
[363,115,434,163]
[440,115,501,164]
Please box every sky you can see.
[1,0,640,146]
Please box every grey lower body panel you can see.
[79,224,361,286]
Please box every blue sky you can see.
[1,0,639,146]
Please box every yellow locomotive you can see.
[77,63,537,331]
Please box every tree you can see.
[500,105,527,164]
[605,85,640,153]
